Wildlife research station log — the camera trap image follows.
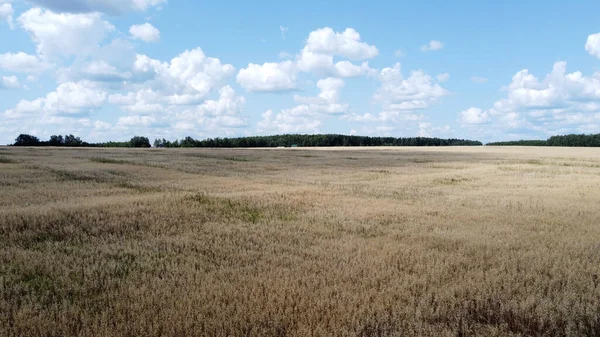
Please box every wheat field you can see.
[1,146,600,336]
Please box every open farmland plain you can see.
[1,146,600,336]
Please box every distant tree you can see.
[130,136,151,148]
[48,135,64,146]
[64,134,83,146]
[14,134,40,146]
[180,136,197,147]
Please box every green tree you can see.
[130,136,151,148]
[14,134,40,146]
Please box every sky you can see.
[1,0,600,144]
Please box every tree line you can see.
[153,134,483,147]
[13,132,600,148]
[12,134,151,148]
[486,133,600,147]
[10,133,483,148]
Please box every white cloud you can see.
[586,33,600,59]
[18,8,115,59]
[463,61,600,135]
[436,73,450,82]
[471,76,488,84]
[80,61,132,81]
[418,122,451,137]
[94,120,112,130]
[292,77,349,115]
[195,85,246,118]
[460,107,489,125]
[26,0,166,15]
[347,63,449,127]
[109,90,164,113]
[175,85,247,129]
[0,2,13,28]
[110,48,235,112]
[296,51,375,78]
[280,25,288,39]
[374,63,449,105]
[296,27,378,78]
[278,52,292,59]
[304,27,378,60]
[129,22,160,42]
[0,75,20,89]
[236,61,297,92]
[0,52,50,73]
[257,77,350,133]
[4,81,107,118]
[257,109,321,134]
[394,49,405,57]
[420,40,444,52]
[117,115,159,127]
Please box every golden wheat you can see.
[1,146,600,336]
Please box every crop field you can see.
[1,146,600,336]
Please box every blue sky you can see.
[1,0,600,144]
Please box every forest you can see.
[486,133,600,147]
[11,132,600,148]
[11,133,482,148]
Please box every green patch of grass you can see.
[188,193,264,223]
[412,158,435,164]
[434,177,473,185]
[345,157,359,160]
[187,193,299,224]
[90,157,130,164]
[185,153,254,162]
[0,156,16,163]
[114,181,161,193]
[222,156,253,162]
[526,159,543,165]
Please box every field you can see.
[1,146,600,336]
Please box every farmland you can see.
[1,146,600,336]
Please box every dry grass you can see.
[1,146,600,336]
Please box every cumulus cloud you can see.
[109,48,235,112]
[304,27,378,60]
[257,108,321,134]
[292,77,349,115]
[81,61,132,81]
[26,0,166,15]
[420,40,444,52]
[257,77,350,133]
[0,52,50,73]
[347,63,449,127]
[175,85,247,129]
[117,115,159,127]
[0,75,20,89]
[374,63,449,105]
[394,49,405,57]
[436,73,450,82]
[278,52,292,59]
[235,27,377,90]
[18,8,115,59]
[129,22,160,42]
[236,61,297,92]
[3,81,107,118]
[586,33,600,59]
[461,61,600,135]
[460,107,489,125]
[297,27,378,78]
[0,1,13,28]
